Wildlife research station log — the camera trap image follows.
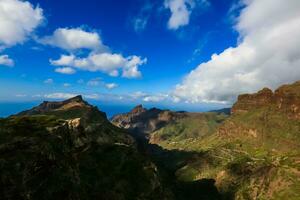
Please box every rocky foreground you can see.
[0,81,300,200]
[0,95,168,200]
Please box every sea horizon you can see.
[0,101,226,119]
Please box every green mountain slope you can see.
[153,82,300,200]
[149,112,228,147]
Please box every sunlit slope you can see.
[151,81,300,200]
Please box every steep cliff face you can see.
[0,97,168,200]
[232,81,300,119]
[274,81,300,119]
[231,88,273,114]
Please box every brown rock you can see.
[231,80,300,118]
[231,88,274,114]
[130,104,147,115]
[274,81,300,119]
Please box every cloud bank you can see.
[46,27,146,78]
[50,53,146,78]
[174,0,300,103]
[105,83,118,89]
[41,28,104,51]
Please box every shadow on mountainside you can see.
[128,131,234,200]
[148,143,236,200]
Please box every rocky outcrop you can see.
[231,81,300,119]
[130,104,147,115]
[16,95,108,126]
[111,105,149,129]
[17,95,90,115]
[231,88,274,114]
[111,105,187,139]
[274,81,300,119]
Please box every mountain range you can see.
[1,81,300,200]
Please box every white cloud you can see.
[50,53,146,78]
[50,54,75,66]
[0,55,14,66]
[87,77,102,86]
[45,27,147,78]
[84,93,100,100]
[44,78,53,84]
[130,91,147,99]
[122,56,146,78]
[87,53,127,72]
[105,83,118,89]
[174,0,300,103]
[44,93,100,100]
[123,92,170,103]
[44,93,77,99]
[143,94,168,102]
[164,0,209,30]
[55,67,76,74]
[63,83,71,87]
[0,0,44,47]
[40,28,104,51]
[165,0,193,30]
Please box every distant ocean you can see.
[0,102,227,119]
[0,102,133,119]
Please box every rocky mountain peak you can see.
[16,95,94,117]
[64,95,84,103]
[258,87,273,95]
[130,104,147,114]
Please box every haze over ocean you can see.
[0,102,132,118]
[0,102,219,119]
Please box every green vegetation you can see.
[145,81,300,199]
[149,107,300,200]
[150,112,228,146]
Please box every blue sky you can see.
[1,0,300,112]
